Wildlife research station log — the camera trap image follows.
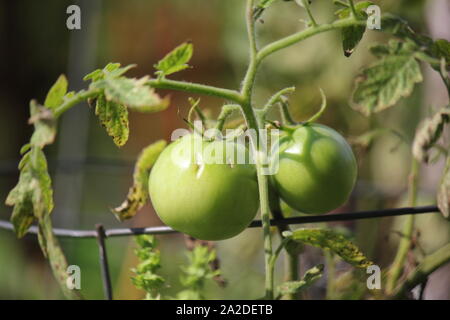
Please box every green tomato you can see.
[149,134,259,240]
[271,123,357,214]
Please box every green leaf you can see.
[430,39,450,71]
[38,215,82,299]
[83,62,136,82]
[380,14,431,46]
[412,106,450,163]
[91,77,169,112]
[336,1,373,57]
[154,42,193,77]
[285,228,373,268]
[29,100,57,148]
[277,264,323,296]
[94,94,129,147]
[352,41,423,116]
[112,140,167,221]
[177,245,221,300]
[131,235,166,300]
[438,156,450,220]
[5,148,53,237]
[44,75,68,109]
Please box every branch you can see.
[53,88,102,118]
[392,243,450,299]
[257,17,367,62]
[147,78,244,104]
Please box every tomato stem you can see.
[386,158,420,294]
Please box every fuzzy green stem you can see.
[348,0,359,18]
[325,251,336,299]
[147,78,244,104]
[257,17,366,62]
[262,87,296,116]
[301,0,318,27]
[53,88,102,118]
[215,104,240,132]
[240,0,275,300]
[279,99,297,125]
[392,243,450,299]
[386,158,420,293]
[269,196,302,300]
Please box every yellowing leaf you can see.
[112,140,167,221]
[277,264,323,297]
[92,77,170,112]
[412,106,450,163]
[95,95,129,147]
[5,148,53,237]
[29,100,57,148]
[352,47,423,116]
[285,228,373,268]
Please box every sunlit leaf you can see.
[277,264,323,297]
[284,228,373,268]
[44,75,68,109]
[91,77,169,112]
[112,140,167,221]
[352,40,423,116]
[84,63,136,82]
[95,94,129,147]
[155,42,193,77]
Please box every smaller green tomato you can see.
[271,123,357,214]
[149,134,259,240]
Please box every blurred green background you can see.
[0,0,449,299]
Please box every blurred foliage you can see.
[0,0,448,299]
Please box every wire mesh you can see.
[0,205,441,299]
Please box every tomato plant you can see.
[3,0,450,300]
[149,134,259,240]
[271,123,357,214]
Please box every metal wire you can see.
[0,204,441,300]
[0,205,440,238]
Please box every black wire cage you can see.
[0,204,441,299]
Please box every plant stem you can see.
[386,158,420,293]
[392,243,450,299]
[279,99,297,125]
[348,0,358,18]
[270,198,302,300]
[241,0,259,101]
[301,0,318,27]
[325,251,336,299]
[147,78,244,104]
[257,17,366,62]
[284,251,300,300]
[53,88,102,118]
[215,104,240,132]
[239,0,275,300]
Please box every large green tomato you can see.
[271,123,357,214]
[149,134,259,240]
